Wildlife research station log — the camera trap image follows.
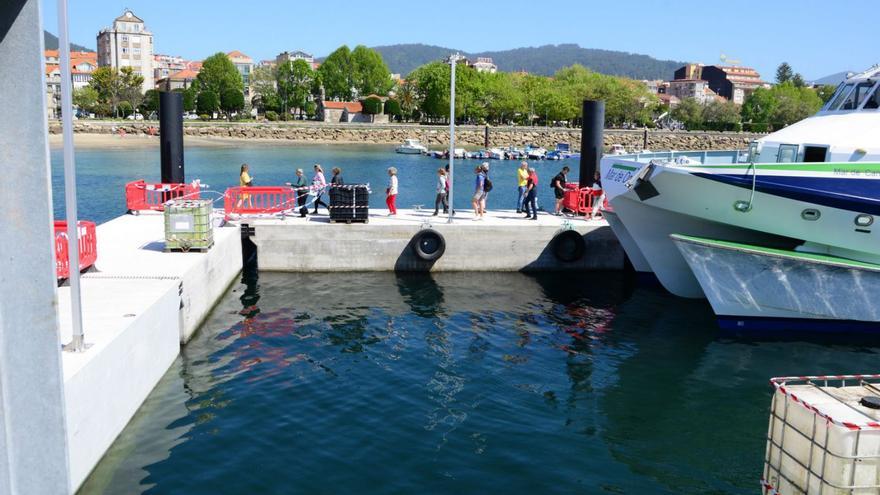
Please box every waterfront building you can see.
[44,50,98,118]
[672,63,764,105]
[96,10,155,93]
[674,63,703,81]
[155,68,199,91]
[667,79,718,104]
[227,50,254,99]
[470,57,498,73]
[700,65,764,105]
[153,54,187,83]
[317,100,365,123]
[276,50,317,70]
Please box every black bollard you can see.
[579,100,604,188]
[643,127,648,151]
[159,91,185,183]
[484,124,490,148]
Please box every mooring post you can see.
[579,100,605,188]
[159,91,185,183]
[643,127,648,151]
[484,124,489,148]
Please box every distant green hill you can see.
[43,31,93,53]
[365,43,683,80]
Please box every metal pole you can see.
[447,54,458,224]
[58,0,86,352]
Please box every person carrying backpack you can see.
[551,166,569,216]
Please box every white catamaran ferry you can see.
[600,66,880,331]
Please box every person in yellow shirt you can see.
[237,163,253,209]
[516,161,529,213]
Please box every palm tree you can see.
[397,80,418,122]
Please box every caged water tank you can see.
[164,199,214,252]
[763,375,880,495]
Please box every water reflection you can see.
[79,271,880,495]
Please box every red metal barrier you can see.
[55,221,97,279]
[125,180,200,212]
[224,186,297,219]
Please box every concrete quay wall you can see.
[248,211,624,272]
[52,121,763,152]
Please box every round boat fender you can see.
[412,229,446,261]
[551,230,586,263]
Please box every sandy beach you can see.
[49,133,251,149]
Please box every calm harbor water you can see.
[51,142,576,224]
[57,143,880,493]
[78,271,880,495]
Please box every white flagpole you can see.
[447,54,458,224]
[58,0,86,352]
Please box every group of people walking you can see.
[237,161,600,219]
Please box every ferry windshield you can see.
[864,84,880,110]
[826,83,853,110]
[847,82,876,109]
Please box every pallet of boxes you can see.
[164,199,214,252]
[329,184,370,224]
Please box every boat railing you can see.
[619,149,748,165]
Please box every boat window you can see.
[827,83,854,111]
[821,83,846,111]
[803,146,828,163]
[836,82,874,110]
[777,144,799,163]
[747,142,759,162]
[863,83,880,110]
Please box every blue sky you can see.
[41,0,874,80]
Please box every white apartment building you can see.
[471,57,497,73]
[153,54,187,83]
[97,10,154,93]
[276,50,317,69]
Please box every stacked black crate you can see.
[329,184,370,223]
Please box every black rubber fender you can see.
[551,230,586,263]
[412,229,446,261]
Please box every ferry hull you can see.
[600,158,880,299]
[672,235,880,332]
[601,210,651,274]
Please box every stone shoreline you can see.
[49,121,763,151]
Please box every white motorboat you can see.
[395,139,428,154]
[599,65,880,329]
[488,148,506,160]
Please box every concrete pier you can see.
[246,209,624,272]
[57,215,241,491]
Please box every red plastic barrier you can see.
[562,182,580,212]
[125,180,200,212]
[224,186,297,219]
[55,221,97,279]
[576,188,610,216]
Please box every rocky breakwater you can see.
[51,121,763,152]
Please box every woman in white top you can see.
[386,167,398,215]
[312,164,328,214]
[432,168,448,216]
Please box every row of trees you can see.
[403,63,658,126]
[249,44,393,120]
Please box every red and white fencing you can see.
[54,220,97,279]
[223,186,298,219]
[125,180,201,213]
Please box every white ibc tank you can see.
[763,375,880,494]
